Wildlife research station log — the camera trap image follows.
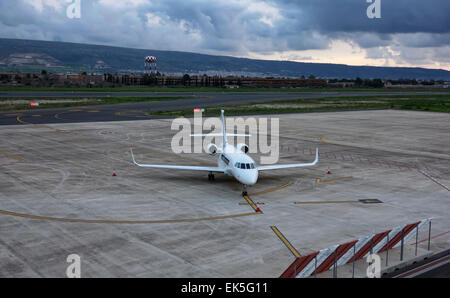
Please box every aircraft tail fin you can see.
[190,110,251,149]
[221,110,227,150]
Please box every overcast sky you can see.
[1,0,449,70]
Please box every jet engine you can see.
[237,144,249,154]
[207,143,219,156]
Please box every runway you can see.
[1,91,449,126]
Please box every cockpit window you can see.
[236,162,255,170]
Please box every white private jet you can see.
[130,110,318,196]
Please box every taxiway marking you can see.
[0,151,25,167]
[115,110,150,118]
[294,200,360,205]
[0,209,260,224]
[243,195,262,213]
[316,176,353,184]
[418,169,450,192]
[412,230,450,246]
[271,226,301,258]
[318,135,330,144]
[249,181,293,197]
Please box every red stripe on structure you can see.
[379,222,420,253]
[312,241,358,275]
[280,252,319,278]
[348,231,391,263]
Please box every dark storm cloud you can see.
[0,0,449,67]
[276,0,450,34]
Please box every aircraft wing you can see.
[130,149,224,173]
[257,148,319,171]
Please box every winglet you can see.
[314,148,319,165]
[130,148,139,166]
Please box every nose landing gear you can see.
[242,184,248,197]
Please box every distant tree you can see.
[355,77,363,86]
[373,79,384,88]
[41,70,48,75]
[364,78,383,88]
[422,80,435,86]
[182,74,191,86]
[308,74,316,80]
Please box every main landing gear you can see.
[208,172,215,181]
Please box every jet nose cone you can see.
[245,170,258,185]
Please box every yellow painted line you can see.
[360,199,383,204]
[0,151,25,167]
[316,176,353,184]
[87,110,99,113]
[32,115,42,117]
[57,130,72,134]
[115,110,150,118]
[6,114,22,117]
[249,181,293,197]
[318,135,330,144]
[0,151,24,163]
[16,115,28,125]
[271,226,301,258]
[295,200,360,205]
[0,209,260,224]
[243,195,261,213]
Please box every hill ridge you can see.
[0,38,449,80]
